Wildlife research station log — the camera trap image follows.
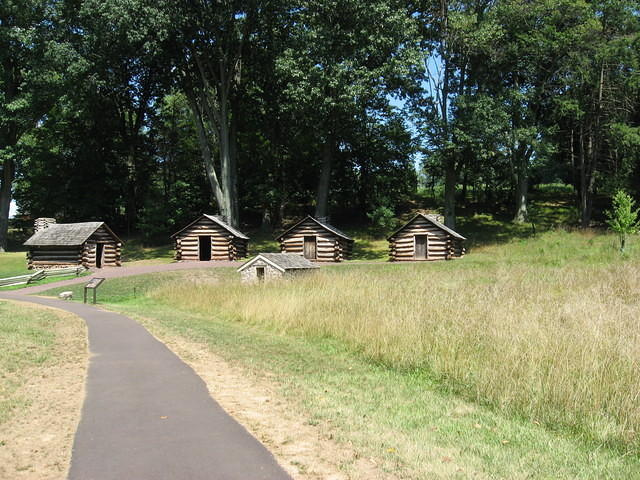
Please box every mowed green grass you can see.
[0,251,90,290]
[0,252,30,278]
[0,301,61,424]
[41,228,640,478]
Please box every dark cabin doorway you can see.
[95,243,104,268]
[256,267,265,281]
[415,235,427,260]
[199,236,212,261]
[303,236,317,260]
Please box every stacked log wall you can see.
[175,217,248,261]
[388,216,464,261]
[279,219,351,262]
[27,246,83,269]
[87,226,122,267]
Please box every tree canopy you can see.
[2,0,639,248]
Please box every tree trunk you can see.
[461,168,468,206]
[315,134,334,220]
[261,208,272,232]
[580,131,596,228]
[443,157,456,229]
[125,145,137,237]
[0,157,15,252]
[513,167,528,223]
[578,127,588,227]
[186,87,239,227]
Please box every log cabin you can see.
[23,218,123,269]
[172,214,249,261]
[388,213,465,261]
[276,216,354,262]
[238,253,319,283]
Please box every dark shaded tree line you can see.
[1,0,639,249]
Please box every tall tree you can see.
[77,0,173,233]
[0,0,81,251]
[175,0,265,228]
[554,0,640,226]
[279,0,419,220]
[414,0,500,228]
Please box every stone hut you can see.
[238,253,319,283]
[387,213,465,261]
[24,218,123,269]
[172,214,249,261]
[276,216,353,262]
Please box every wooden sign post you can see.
[84,277,105,304]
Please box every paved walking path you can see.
[0,291,291,480]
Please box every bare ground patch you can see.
[0,302,87,480]
[134,315,398,480]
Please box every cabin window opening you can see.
[303,236,317,260]
[256,266,265,281]
[415,235,428,260]
[199,236,212,261]
[95,243,104,268]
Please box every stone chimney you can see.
[34,218,56,233]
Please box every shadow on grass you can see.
[121,238,174,262]
[457,186,579,251]
[351,237,388,261]
[246,230,280,256]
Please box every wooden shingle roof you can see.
[387,213,466,240]
[23,222,122,246]
[238,253,319,273]
[171,214,249,240]
[276,216,353,241]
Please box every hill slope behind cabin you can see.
[40,217,640,478]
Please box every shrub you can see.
[606,190,640,253]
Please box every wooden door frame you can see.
[198,235,212,261]
[303,235,317,260]
[95,243,104,268]
[414,234,428,260]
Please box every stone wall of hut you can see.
[240,260,283,283]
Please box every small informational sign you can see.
[84,277,105,304]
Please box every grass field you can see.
[40,227,640,478]
[0,301,57,424]
[0,301,85,423]
[0,251,90,290]
[0,252,31,278]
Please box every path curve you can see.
[0,291,291,480]
[17,260,241,294]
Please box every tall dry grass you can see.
[149,235,640,453]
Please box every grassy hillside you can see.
[40,227,640,477]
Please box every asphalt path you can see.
[0,291,291,480]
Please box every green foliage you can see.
[4,0,640,245]
[366,205,397,234]
[606,190,640,252]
